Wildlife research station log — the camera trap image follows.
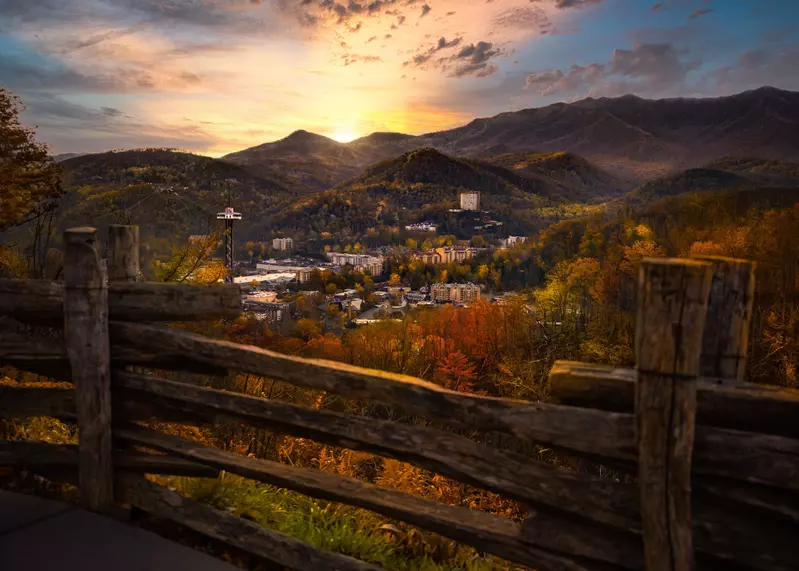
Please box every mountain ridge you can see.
[222,86,799,186]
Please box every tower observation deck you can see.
[216,206,242,274]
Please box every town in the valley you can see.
[227,191,529,329]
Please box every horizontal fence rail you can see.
[0,226,797,571]
[0,279,242,323]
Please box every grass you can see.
[157,474,521,571]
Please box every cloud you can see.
[525,63,605,95]
[610,42,697,85]
[404,36,463,67]
[492,6,551,31]
[701,44,799,94]
[689,8,712,20]
[449,41,503,77]
[341,53,382,66]
[101,106,124,117]
[529,0,603,9]
[525,42,700,97]
[281,0,404,26]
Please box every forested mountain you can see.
[266,148,594,238]
[624,158,799,204]
[223,130,379,192]
[224,87,799,185]
[39,149,299,247]
[486,151,631,202]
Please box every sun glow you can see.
[331,128,358,143]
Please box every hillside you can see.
[624,157,799,204]
[51,149,298,246]
[223,87,799,186]
[268,148,569,238]
[487,151,631,202]
[222,130,375,192]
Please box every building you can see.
[499,236,527,249]
[326,252,385,276]
[405,222,437,233]
[233,273,297,287]
[243,301,291,323]
[431,282,481,304]
[257,259,313,274]
[272,237,294,251]
[414,247,477,265]
[296,268,313,284]
[460,191,481,211]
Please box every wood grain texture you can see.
[114,373,799,492]
[118,475,385,571]
[109,322,635,457]
[0,279,63,325]
[0,384,75,418]
[107,225,140,283]
[114,371,639,531]
[549,361,799,439]
[1,366,796,492]
[118,422,796,571]
[0,332,227,380]
[635,258,711,571]
[522,502,796,571]
[521,508,643,570]
[0,440,219,478]
[0,279,241,323]
[116,424,619,571]
[63,226,114,512]
[693,256,756,382]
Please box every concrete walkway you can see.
[0,490,239,571]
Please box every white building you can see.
[257,260,309,273]
[499,236,527,249]
[405,222,437,233]
[431,282,481,304]
[233,273,296,286]
[460,191,481,211]
[272,237,294,251]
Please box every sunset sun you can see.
[331,128,358,143]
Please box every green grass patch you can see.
[160,474,518,571]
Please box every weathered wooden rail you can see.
[1,226,797,571]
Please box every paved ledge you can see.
[0,490,239,571]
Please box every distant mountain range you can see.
[40,86,799,251]
[223,86,799,186]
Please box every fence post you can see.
[692,256,756,384]
[108,225,140,283]
[64,227,113,512]
[107,225,140,501]
[635,258,712,571]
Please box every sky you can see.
[1,0,797,157]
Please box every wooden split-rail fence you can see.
[1,225,798,571]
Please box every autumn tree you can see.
[436,351,477,392]
[0,88,62,231]
[153,233,226,283]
